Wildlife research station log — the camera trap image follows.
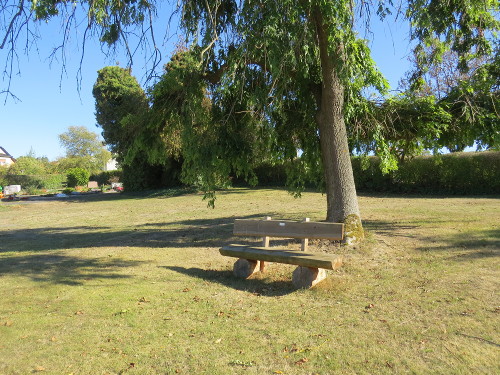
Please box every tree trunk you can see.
[313,9,364,243]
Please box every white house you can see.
[0,147,15,166]
[105,158,119,171]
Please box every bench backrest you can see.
[233,219,344,241]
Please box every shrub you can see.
[66,168,90,188]
[353,151,500,195]
[246,151,499,195]
[90,170,123,186]
[3,174,66,192]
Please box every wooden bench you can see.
[219,217,344,288]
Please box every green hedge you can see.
[2,174,66,191]
[247,152,499,195]
[353,151,500,195]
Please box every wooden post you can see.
[260,216,271,272]
[301,217,310,251]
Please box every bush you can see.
[90,170,123,186]
[244,151,500,195]
[353,151,500,195]
[2,174,66,192]
[66,168,90,188]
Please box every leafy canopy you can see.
[58,126,111,174]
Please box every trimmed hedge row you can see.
[352,151,500,195]
[1,174,66,191]
[249,152,499,195]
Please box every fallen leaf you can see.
[74,311,84,315]
[182,288,191,292]
[50,336,57,342]
[295,358,308,365]
[128,362,135,368]
[34,366,46,372]
[138,297,150,303]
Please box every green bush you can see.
[90,170,123,186]
[2,174,66,192]
[66,168,90,188]
[248,151,500,195]
[353,151,500,195]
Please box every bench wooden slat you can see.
[233,219,344,241]
[220,244,343,270]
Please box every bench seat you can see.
[220,244,343,270]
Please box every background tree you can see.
[92,66,149,157]
[353,44,500,159]
[7,155,48,176]
[93,66,182,190]
[58,126,111,175]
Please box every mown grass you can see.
[0,189,498,375]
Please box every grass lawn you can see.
[0,188,498,374]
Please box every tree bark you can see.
[313,9,364,243]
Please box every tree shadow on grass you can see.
[0,253,144,285]
[416,228,500,261]
[163,266,297,297]
[0,213,293,253]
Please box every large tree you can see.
[1,0,498,242]
[58,126,111,174]
[92,66,149,159]
[93,65,183,190]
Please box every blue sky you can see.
[1,6,412,161]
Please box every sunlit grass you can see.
[0,189,498,374]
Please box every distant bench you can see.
[219,217,344,288]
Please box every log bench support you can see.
[220,217,344,289]
[292,266,327,289]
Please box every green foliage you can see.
[62,187,75,195]
[406,0,499,85]
[93,65,183,191]
[241,152,500,195]
[90,170,123,186]
[121,156,182,191]
[174,1,389,208]
[66,168,90,188]
[58,126,111,174]
[351,48,499,159]
[7,156,48,175]
[92,66,149,157]
[438,52,500,151]
[352,152,500,195]
[2,174,66,192]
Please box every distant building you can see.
[0,147,15,166]
[105,158,119,171]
